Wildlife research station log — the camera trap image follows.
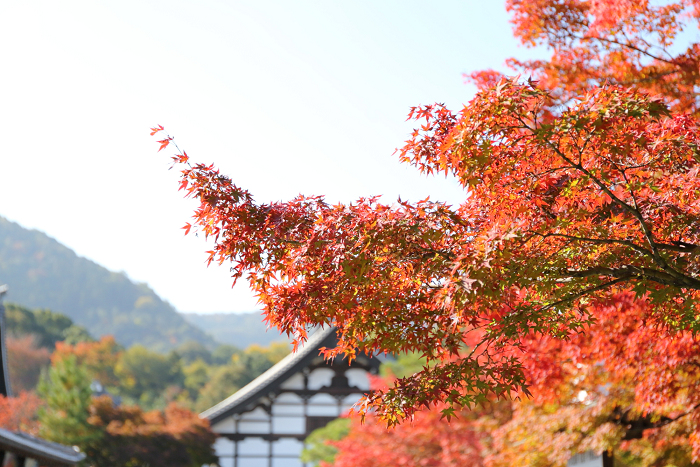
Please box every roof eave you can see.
[201,327,338,424]
[0,429,86,465]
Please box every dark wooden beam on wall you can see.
[603,450,614,467]
[0,285,13,397]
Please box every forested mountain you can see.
[0,216,211,351]
[180,312,289,349]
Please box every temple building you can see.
[201,327,380,467]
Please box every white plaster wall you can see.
[212,417,235,433]
[272,416,306,434]
[272,458,304,467]
[240,407,270,421]
[307,368,334,389]
[238,458,268,467]
[239,437,269,456]
[272,393,305,416]
[276,393,304,404]
[239,421,271,433]
[280,373,305,390]
[272,438,304,456]
[272,403,305,416]
[306,393,339,416]
[213,437,235,457]
[568,452,603,467]
[346,368,370,390]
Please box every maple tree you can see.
[0,392,42,435]
[486,292,700,466]
[153,1,700,424]
[470,0,700,116]
[322,293,700,466]
[53,336,121,388]
[86,396,217,467]
[6,335,50,392]
[327,400,509,467]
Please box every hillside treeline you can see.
[1,303,290,466]
[0,216,211,351]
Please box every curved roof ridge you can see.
[201,326,338,424]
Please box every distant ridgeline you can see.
[0,216,212,352]
[181,312,290,349]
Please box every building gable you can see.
[201,327,379,467]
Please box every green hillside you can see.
[0,216,212,351]
[180,312,290,349]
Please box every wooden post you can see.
[602,450,614,467]
[0,285,13,397]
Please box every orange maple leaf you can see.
[157,138,172,152]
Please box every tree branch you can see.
[584,35,679,67]
[540,276,632,312]
[533,232,651,257]
[561,265,700,289]
[535,130,695,287]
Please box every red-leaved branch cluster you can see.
[152,1,700,442]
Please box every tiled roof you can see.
[201,327,338,424]
[0,429,85,465]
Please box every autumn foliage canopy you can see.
[154,0,700,429]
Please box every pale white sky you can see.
[0,1,544,313]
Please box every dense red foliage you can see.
[0,392,42,435]
[6,335,50,392]
[53,336,121,387]
[331,402,509,467]
[86,396,217,467]
[153,0,700,426]
[487,293,700,465]
[470,0,700,116]
[331,294,700,465]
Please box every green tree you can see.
[37,355,103,447]
[245,341,290,365]
[115,345,184,405]
[195,347,276,411]
[195,364,245,412]
[61,325,95,346]
[233,349,276,378]
[211,344,240,365]
[182,359,210,402]
[5,303,93,350]
[175,340,213,365]
[301,418,351,467]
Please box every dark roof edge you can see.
[0,429,86,464]
[201,326,338,424]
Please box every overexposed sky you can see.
[0,1,544,313]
